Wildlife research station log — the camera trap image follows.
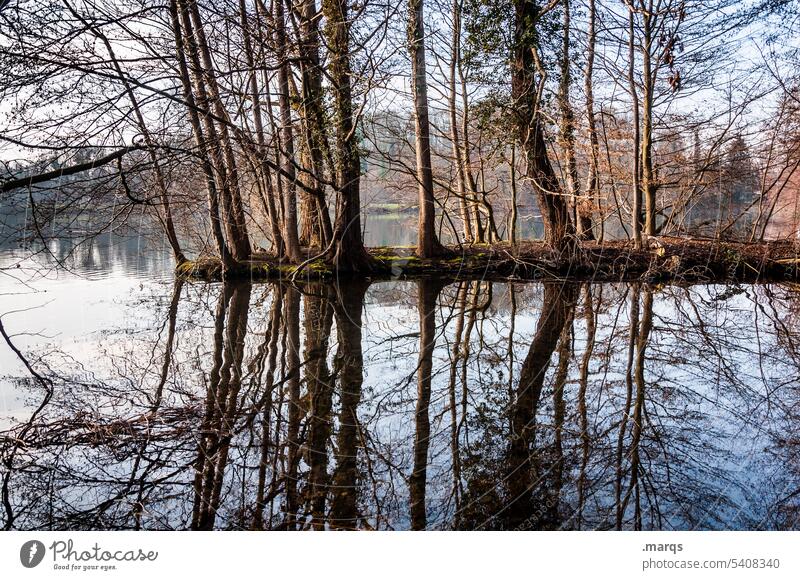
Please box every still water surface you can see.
[1,232,799,530]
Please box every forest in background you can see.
[1,0,799,276]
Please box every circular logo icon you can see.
[20,540,46,568]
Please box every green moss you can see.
[175,261,196,276]
[307,259,332,273]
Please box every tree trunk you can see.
[510,143,519,246]
[628,7,643,248]
[511,0,575,251]
[169,0,233,270]
[240,0,284,256]
[274,0,303,263]
[641,9,657,237]
[558,0,583,237]
[181,0,252,261]
[584,0,602,242]
[297,0,333,249]
[409,0,447,257]
[323,0,373,272]
[448,0,472,243]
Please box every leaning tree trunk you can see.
[182,0,252,261]
[511,0,575,251]
[169,0,233,271]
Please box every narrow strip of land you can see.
[177,238,800,283]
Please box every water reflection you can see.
[1,279,800,530]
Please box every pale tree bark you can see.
[457,51,484,243]
[584,0,602,242]
[627,6,643,248]
[448,0,472,243]
[640,5,657,236]
[558,0,585,238]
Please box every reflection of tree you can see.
[282,285,302,530]
[615,285,653,530]
[446,282,470,527]
[192,282,251,530]
[302,284,335,529]
[252,286,283,530]
[503,283,578,530]
[410,279,447,529]
[2,280,800,530]
[329,280,369,529]
[0,311,55,529]
[576,284,598,528]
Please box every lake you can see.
[1,233,799,530]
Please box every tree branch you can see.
[0,145,142,193]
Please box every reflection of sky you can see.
[0,234,174,427]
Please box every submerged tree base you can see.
[176,238,800,283]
